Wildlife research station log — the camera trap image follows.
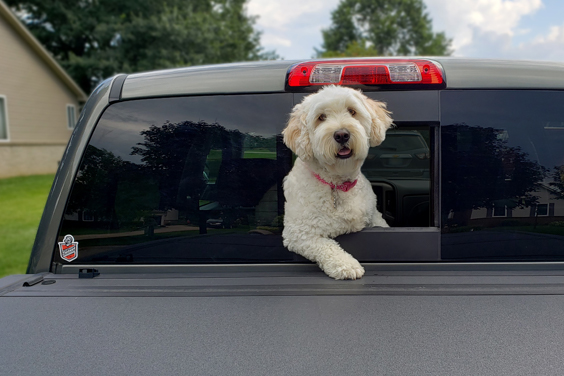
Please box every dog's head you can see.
[282,86,393,168]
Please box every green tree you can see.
[320,40,379,58]
[6,0,276,93]
[549,165,564,200]
[319,0,452,57]
[65,145,124,222]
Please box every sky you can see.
[247,0,564,62]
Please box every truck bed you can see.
[2,265,564,375]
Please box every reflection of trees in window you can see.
[66,146,122,223]
[130,120,287,234]
[67,121,286,236]
[66,146,159,229]
[549,165,564,200]
[131,120,226,212]
[243,133,277,159]
[443,125,547,226]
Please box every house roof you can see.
[0,0,88,102]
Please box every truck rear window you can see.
[441,90,564,260]
[56,93,433,265]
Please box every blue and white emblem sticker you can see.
[58,234,78,262]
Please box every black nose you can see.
[334,130,350,144]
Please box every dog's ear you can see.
[282,104,313,160]
[363,97,394,147]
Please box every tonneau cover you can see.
[2,268,564,375]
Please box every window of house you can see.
[441,90,564,261]
[492,205,507,217]
[0,96,8,140]
[82,210,94,221]
[67,104,76,129]
[536,204,549,217]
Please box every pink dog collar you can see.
[313,173,358,192]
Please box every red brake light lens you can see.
[287,59,444,87]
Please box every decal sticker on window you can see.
[58,234,78,262]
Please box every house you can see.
[450,182,564,228]
[0,0,87,178]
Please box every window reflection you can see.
[441,91,564,260]
[57,94,435,264]
[59,95,295,264]
[63,119,293,263]
[442,124,548,227]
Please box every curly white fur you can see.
[282,86,393,280]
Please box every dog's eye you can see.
[348,108,356,116]
[318,114,327,121]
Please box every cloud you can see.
[247,0,563,62]
[247,0,341,59]
[260,34,292,47]
[423,0,564,62]
[453,26,514,58]
[434,20,564,62]
[518,23,564,61]
[424,0,543,53]
[247,0,330,31]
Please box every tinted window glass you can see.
[441,91,564,260]
[58,94,297,264]
[57,93,434,265]
[363,127,432,227]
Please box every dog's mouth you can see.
[336,147,353,159]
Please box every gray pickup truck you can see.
[2,58,564,375]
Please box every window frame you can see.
[0,95,10,142]
[440,89,564,262]
[294,90,441,230]
[535,204,549,217]
[54,90,443,270]
[492,205,508,218]
[66,104,77,130]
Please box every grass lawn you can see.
[0,174,54,278]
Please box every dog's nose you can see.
[334,130,350,144]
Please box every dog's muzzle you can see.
[334,130,353,159]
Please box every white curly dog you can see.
[282,85,393,280]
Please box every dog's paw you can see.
[321,254,365,280]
